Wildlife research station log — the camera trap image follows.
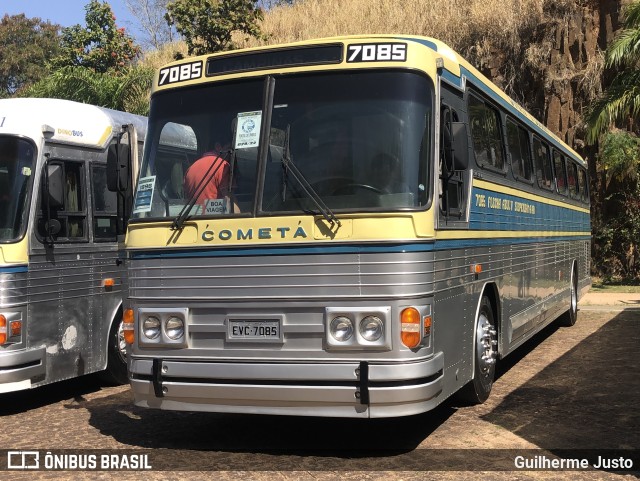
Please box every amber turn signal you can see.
[400,307,421,348]
[123,308,135,344]
[0,314,6,345]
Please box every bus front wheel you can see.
[458,296,497,404]
[101,318,128,385]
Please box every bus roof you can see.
[153,34,584,166]
[0,98,147,150]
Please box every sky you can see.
[2,0,145,42]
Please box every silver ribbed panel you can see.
[128,250,436,301]
[0,271,28,307]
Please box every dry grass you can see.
[235,0,545,59]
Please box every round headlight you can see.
[143,316,161,339]
[360,316,383,342]
[165,316,185,340]
[330,316,354,342]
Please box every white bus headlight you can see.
[359,316,383,342]
[143,316,161,339]
[330,316,353,342]
[165,317,185,340]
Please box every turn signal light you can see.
[10,321,21,337]
[0,315,6,344]
[401,307,421,349]
[123,308,135,344]
[103,278,115,288]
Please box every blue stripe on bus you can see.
[0,265,28,273]
[470,188,591,232]
[130,235,590,260]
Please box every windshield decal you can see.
[204,198,226,215]
[133,176,156,214]
[234,111,262,149]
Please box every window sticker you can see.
[22,167,32,176]
[234,111,262,149]
[204,198,226,215]
[133,175,156,214]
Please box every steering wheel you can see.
[331,183,383,195]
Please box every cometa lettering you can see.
[202,227,307,242]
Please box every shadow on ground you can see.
[0,373,106,416]
[481,309,639,476]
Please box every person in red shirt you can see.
[183,143,239,214]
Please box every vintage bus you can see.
[122,35,590,417]
[0,98,146,392]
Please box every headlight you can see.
[143,316,161,339]
[330,316,353,342]
[165,316,185,340]
[359,316,383,342]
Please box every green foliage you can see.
[600,130,640,183]
[22,65,154,116]
[166,0,264,55]
[51,0,141,73]
[586,0,640,142]
[0,14,61,97]
[593,183,640,281]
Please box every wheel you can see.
[559,265,578,327]
[458,296,498,404]
[331,183,383,195]
[100,317,128,385]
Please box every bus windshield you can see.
[0,136,35,242]
[134,70,432,220]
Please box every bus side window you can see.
[468,94,505,172]
[91,164,117,241]
[532,137,553,190]
[578,167,589,203]
[38,160,87,241]
[506,118,533,182]
[567,161,579,200]
[553,150,568,196]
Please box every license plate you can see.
[227,319,282,342]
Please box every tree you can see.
[22,65,154,116]
[586,1,640,143]
[51,0,141,73]
[0,14,61,97]
[125,0,176,50]
[165,0,264,55]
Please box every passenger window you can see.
[567,161,579,199]
[468,94,505,172]
[532,137,553,190]
[92,165,117,241]
[38,160,87,241]
[553,151,567,195]
[578,168,589,203]
[506,119,532,181]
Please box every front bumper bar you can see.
[129,352,444,418]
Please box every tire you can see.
[457,295,498,404]
[100,317,128,385]
[559,265,578,327]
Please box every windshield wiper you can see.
[281,125,340,228]
[171,148,233,230]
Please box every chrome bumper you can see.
[130,352,444,418]
[0,347,45,392]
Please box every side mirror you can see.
[107,131,132,192]
[46,163,64,208]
